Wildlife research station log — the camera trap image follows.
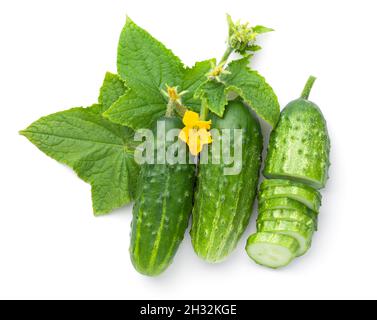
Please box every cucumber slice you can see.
[246,232,299,269]
[259,197,317,216]
[257,220,313,256]
[258,208,317,230]
[259,198,318,230]
[260,179,317,192]
[259,185,321,213]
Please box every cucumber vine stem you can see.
[165,100,175,117]
[199,46,234,121]
[220,46,234,65]
[198,14,272,121]
[200,102,209,121]
[301,76,317,100]
[163,85,188,118]
[166,100,187,118]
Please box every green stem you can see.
[165,100,175,117]
[175,103,187,118]
[220,46,234,65]
[199,47,234,121]
[200,102,208,121]
[301,76,317,100]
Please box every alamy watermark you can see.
[134,121,244,176]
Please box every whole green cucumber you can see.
[191,100,263,263]
[130,117,195,276]
[264,77,330,189]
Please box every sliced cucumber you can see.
[258,208,317,229]
[259,185,321,213]
[260,179,317,192]
[246,232,299,269]
[259,198,318,230]
[259,197,317,216]
[257,220,314,256]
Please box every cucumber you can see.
[191,100,263,263]
[264,76,330,189]
[246,232,299,269]
[259,185,321,213]
[258,208,317,230]
[259,198,318,229]
[130,117,195,276]
[259,197,317,217]
[257,220,314,256]
[260,178,317,192]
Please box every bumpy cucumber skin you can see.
[130,117,195,276]
[191,101,263,263]
[264,99,330,189]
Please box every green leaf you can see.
[98,72,127,112]
[253,25,274,34]
[117,17,184,89]
[20,105,139,215]
[105,18,212,128]
[196,80,228,117]
[195,58,280,125]
[182,59,215,112]
[105,87,166,130]
[105,17,185,129]
[248,44,262,52]
[222,58,280,127]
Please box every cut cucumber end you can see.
[247,243,293,269]
[246,233,299,269]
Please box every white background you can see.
[1,0,376,300]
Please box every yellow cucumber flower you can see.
[179,111,212,156]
